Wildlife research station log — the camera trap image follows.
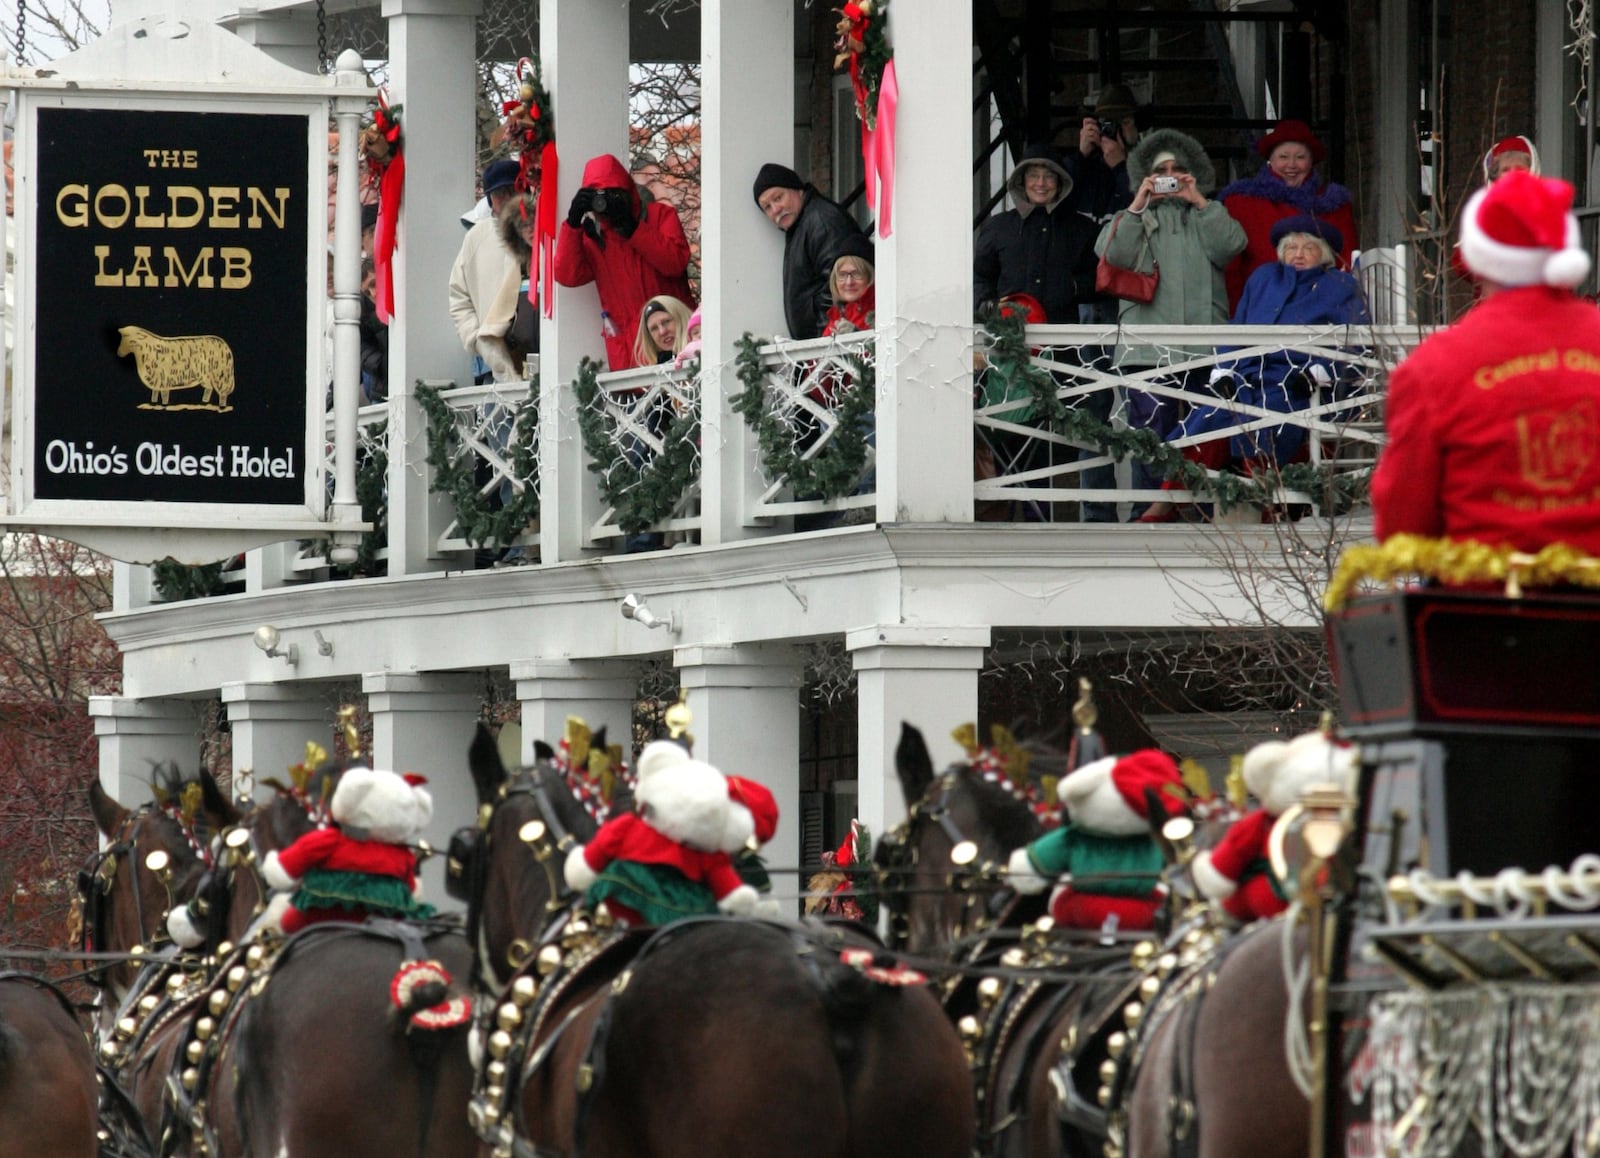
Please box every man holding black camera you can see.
[554,153,693,370]
[1067,83,1143,326]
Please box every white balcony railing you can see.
[581,361,703,549]
[292,397,392,577]
[740,331,877,523]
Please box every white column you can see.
[674,644,804,914]
[538,0,630,564]
[89,697,201,806]
[363,671,483,907]
[382,0,483,575]
[511,658,638,766]
[220,683,331,802]
[874,0,975,523]
[699,0,793,546]
[847,625,989,835]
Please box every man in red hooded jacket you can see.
[1371,171,1600,556]
[554,154,694,371]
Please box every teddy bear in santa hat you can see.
[564,739,760,927]
[1006,749,1186,933]
[255,766,437,935]
[1191,729,1355,924]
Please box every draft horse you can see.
[0,972,100,1157]
[878,723,1182,1158]
[463,724,978,1158]
[89,760,480,1158]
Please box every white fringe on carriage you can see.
[1366,984,1600,1157]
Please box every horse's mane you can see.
[146,760,225,844]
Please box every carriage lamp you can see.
[252,624,299,666]
[620,593,679,633]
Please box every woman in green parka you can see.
[1094,128,1246,518]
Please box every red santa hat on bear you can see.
[1058,749,1184,835]
[1457,169,1591,290]
[720,775,779,854]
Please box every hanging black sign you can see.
[31,106,310,504]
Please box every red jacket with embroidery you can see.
[1372,287,1600,555]
[275,826,420,890]
[553,154,694,371]
[580,813,746,903]
[1203,809,1285,923]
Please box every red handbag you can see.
[1095,216,1160,304]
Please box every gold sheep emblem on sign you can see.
[116,325,236,411]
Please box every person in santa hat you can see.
[1191,730,1356,924]
[1483,135,1541,184]
[1005,749,1187,932]
[564,739,760,926]
[1371,169,1600,556]
[258,766,436,935]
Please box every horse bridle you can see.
[875,770,992,951]
[77,805,191,986]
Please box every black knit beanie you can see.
[752,163,805,206]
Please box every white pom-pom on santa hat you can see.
[1458,169,1592,289]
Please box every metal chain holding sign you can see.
[315,0,328,74]
[14,0,25,65]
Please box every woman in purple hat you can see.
[1218,119,1357,310]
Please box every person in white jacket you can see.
[448,160,523,383]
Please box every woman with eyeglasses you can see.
[824,237,876,337]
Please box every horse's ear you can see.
[533,739,556,762]
[894,723,936,807]
[199,770,244,827]
[468,721,508,805]
[88,779,127,838]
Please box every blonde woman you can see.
[632,295,694,367]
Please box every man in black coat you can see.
[753,163,867,341]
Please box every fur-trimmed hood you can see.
[1005,145,1074,216]
[496,191,538,265]
[1128,128,1219,194]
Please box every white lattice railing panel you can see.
[971,323,1424,518]
[293,398,391,576]
[583,361,703,547]
[431,378,541,556]
[744,331,878,523]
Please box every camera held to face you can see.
[1152,175,1181,195]
[1098,119,1119,140]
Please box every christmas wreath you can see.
[573,358,702,536]
[834,1,897,236]
[732,335,875,503]
[416,381,541,550]
[494,55,559,318]
[359,91,404,323]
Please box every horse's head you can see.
[461,722,624,990]
[874,723,1047,955]
[80,764,232,1002]
[182,774,324,953]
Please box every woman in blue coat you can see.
[1140,215,1367,519]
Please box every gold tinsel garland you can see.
[1323,534,1600,611]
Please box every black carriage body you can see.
[1324,589,1600,1156]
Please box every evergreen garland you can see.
[979,308,1370,514]
[572,357,702,535]
[731,334,875,502]
[416,380,541,548]
[152,558,226,602]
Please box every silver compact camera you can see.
[1152,175,1181,194]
